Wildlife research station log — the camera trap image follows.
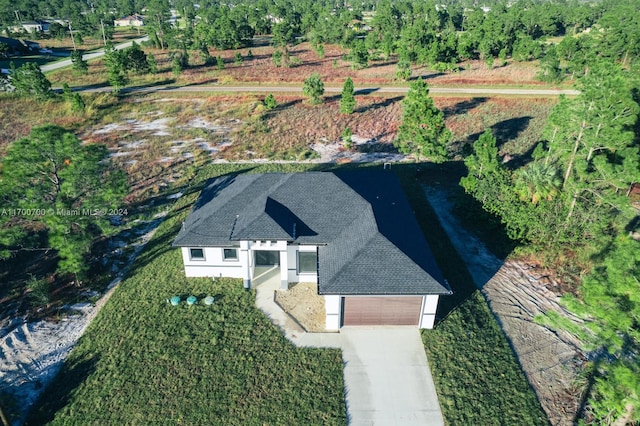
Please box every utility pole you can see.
[68,21,76,51]
[100,19,107,46]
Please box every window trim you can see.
[189,248,205,261]
[297,250,317,275]
[223,248,239,261]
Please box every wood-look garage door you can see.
[342,296,423,326]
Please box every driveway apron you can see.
[340,326,444,426]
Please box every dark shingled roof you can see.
[173,171,451,295]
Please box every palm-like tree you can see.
[514,161,562,204]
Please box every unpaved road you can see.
[424,184,585,426]
[80,84,580,97]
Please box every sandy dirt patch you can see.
[275,283,326,332]
[0,209,171,425]
[423,184,585,426]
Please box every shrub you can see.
[264,93,277,110]
[27,275,50,308]
[342,127,353,149]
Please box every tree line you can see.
[2,0,639,73]
[457,58,640,424]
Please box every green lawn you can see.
[27,164,346,425]
[28,162,548,425]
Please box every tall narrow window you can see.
[223,248,238,261]
[190,248,205,260]
[298,251,317,274]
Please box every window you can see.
[298,251,317,274]
[190,248,205,260]
[223,248,238,261]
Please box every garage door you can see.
[342,296,423,326]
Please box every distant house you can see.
[114,14,144,27]
[173,171,452,330]
[349,19,372,32]
[11,20,50,34]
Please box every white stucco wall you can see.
[181,247,245,278]
[324,295,341,331]
[419,295,439,329]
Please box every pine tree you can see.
[10,62,52,99]
[395,78,451,162]
[342,127,353,149]
[0,126,127,284]
[303,73,324,105]
[340,77,356,114]
[264,93,277,110]
[103,42,127,94]
[147,52,158,74]
[70,50,88,75]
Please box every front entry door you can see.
[254,250,280,267]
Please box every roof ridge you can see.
[230,174,293,239]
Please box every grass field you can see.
[26,162,549,425]
[27,163,347,425]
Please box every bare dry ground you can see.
[483,261,585,426]
[275,283,326,333]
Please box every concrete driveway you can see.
[341,327,444,426]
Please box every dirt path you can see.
[82,84,580,97]
[424,184,585,426]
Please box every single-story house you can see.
[10,20,49,34]
[173,171,452,330]
[114,14,144,27]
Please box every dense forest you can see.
[1,0,639,74]
[0,0,639,424]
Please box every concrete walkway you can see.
[253,271,444,425]
[253,267,342,348]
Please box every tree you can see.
[263,93,277,110]
[340,77,356,114]
[539,236,640,424]
[395,78,451,162]
[537,46,563,83]
[349,39,369,69]
[146,0,171,49]
[545,62,639,221]
[62,83,85,113]
[170,50,188,76]
[123,42,149,74]
[0,126,127,284]
[303,73,324,105]
[147,52,158,74]
[342,127,353,149]
[103,42,127,94]
[272,49,283,67]
[234,51,242,65]
[396,61,411,81]
[70,50,88,75]
[10,62,52,99]
[216,55,224,70]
